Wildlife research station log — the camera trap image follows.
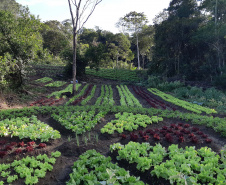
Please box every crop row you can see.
[35,77,53,83]
[117,85,142,107]
[123,123,213,144]
[101,112,163,134]
[51,110,106,134]
[110,142,226,185]
[0,140,47,158]
[45,81,67,87]
[148,88,217,114]
[0,105,225,136]
[71,84,94,105]
[0,151,61,185]
[86,68,139,82]
[65,84,89,105]
[95,85,115,106]
[133,86,176,110]
[81,85,97,105]
[47,84,81,99]
[0,116,61,142]
[66,149,144,185]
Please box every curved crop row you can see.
[133,86,176,110]
[111,142,226,185]
[47,84,81,99]
[66,149,144,185]
[45,81,67,87]
[148,88,217,114]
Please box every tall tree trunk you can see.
[72,32,77,95]
[136,33,140,70]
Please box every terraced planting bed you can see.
[0,76,225,185]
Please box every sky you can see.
[17,0,171,33]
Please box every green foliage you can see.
[51,110,106,134]
[45,81,67,87]
[86,68,139,82]
[101,112,162,134]
[0,9,43,87]
[0,152,61,185]
[35,77,53,83]
[66,149,145,185]
[172,86,226,114]
[149,88,217,114]
[112,142,226,185]
[0,115,61,141]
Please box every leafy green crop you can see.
[101,112,163,134]
[35,77,53,83]
[45,81,67,87]
[66,149,144,185]
[111,142,226,184]
[148,88,217,114]
[0,152,61,185]
[0,115,61,141]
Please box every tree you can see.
[116,11,148,69]
[0,10,43,87]
[0,0,21,15]
[67,0,102,95]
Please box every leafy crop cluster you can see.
[81,85,97,105]
[125,123,212,144]
[45,81,67,87]
[0,140,47,158]
[95,85,115,106]
[148,88,217,114]
[133,86,176,110]
[66,149,144,185]
[52,110,106,134]
[0,105,225,136]
[117,85,142,107]
[86,68,139,82]
[30,97,64,107]
[66,84,89,105]
[0,115,61,142]
[35,77,53,83]
[101,112,163,134]
[47,84,81,99]
[111,142,226,184]
[0,151,61,185]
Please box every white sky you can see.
[17,0,171,33]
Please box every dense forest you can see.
[0,0,226,90]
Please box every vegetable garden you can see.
[0,71,225,185]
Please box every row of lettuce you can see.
[36,76,217,115]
